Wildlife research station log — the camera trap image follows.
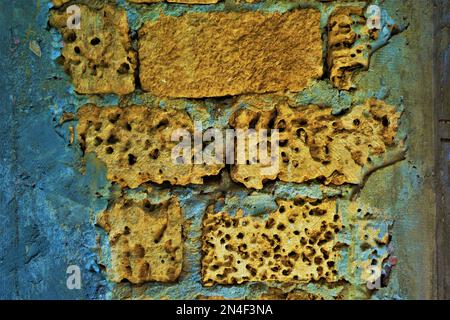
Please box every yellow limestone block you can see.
[259,288,324,300]
[97,196,183,284]
[354,219,391,286]
[52,0,71,7]
[129,0,220,3]
[230,98,402,189]
[77,104,224,189]
[327,7,370,90]
[201,198,342,286]
[138,9,323,98]
[49,4,137,95]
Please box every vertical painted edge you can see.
[0,2,18,299]
[434,0,450,301]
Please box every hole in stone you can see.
[128,154,137,166]
[90,37,101,46]
[296,128,308,143]
[117,62,130,74]
[279,140,288,147]
[249,114,260,129]
[107,134,119,144]
[143,199,157,212]
[276,120,286,132]
[265,218,275,229]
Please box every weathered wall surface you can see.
[0,0,446,300]
[435,0,450,300]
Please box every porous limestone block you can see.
[49,5,136,95]
[77,104,224,189]
[327,7,370,90]
[201,198,342,286]
[230,98,403,189]
[138,9,323,98]
[97,196,183,284]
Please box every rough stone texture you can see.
[353,220,390,285]
[77,104,224,189]
[327,7,370,90]
[97,196,183,284]
[138,9,323,98]
[49,4,136,95]
[230,98,403,189]
[201,198,342,286]
[259,288,324,300]
[129,0,219,3]
[199,289,325,300]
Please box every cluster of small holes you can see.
[50,4,137,95]
[202,198,342,286]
